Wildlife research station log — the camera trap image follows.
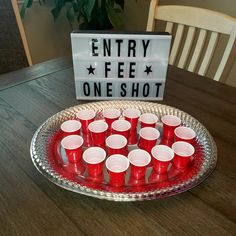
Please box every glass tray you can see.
[30,101,217,201]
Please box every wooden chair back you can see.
[147,0,236,81]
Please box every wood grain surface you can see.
[0,57,235,236]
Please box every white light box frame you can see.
[71,31,171,100]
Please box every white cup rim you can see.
[128,149,151,167]
[88,120,108,133]
[161,115,181,127]
[61,135,84,150]
[172,141,195,157]
[139,113,158,124]
[139,127,160,140]
[105,154,130,173]
[174,126,196,140]
[83,147,106,164]
[102,108,121,119]
[106,134,127,149]
[122,108,141,119]
[60,120,81,133]
[151,145,174,162]
[76,109,96,120]
[111,119,131,132]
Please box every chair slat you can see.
[199,32,219,76]
[169,24,184,65]
[188,29,207,72]
[146,0,159,31]
[178,26,196,68]
[165,22,173,34]
[214,27,236,81]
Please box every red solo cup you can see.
[128,176,146,186]
[83,147,106,177]
[111,119,131,139]
[151,145,174,174]
[106,134,128,156]
[82,132,92,147]
[88,120,108,148]
[161,115,181,139]
[61,135,84,163]
[105,154,129,187]
[138,127,160,153]
[148,171,168,183]
[60,120,81,136]
[122,108,141,130]
[128,130,138,145]
[128,149,151,179]
[76,109,96,134]
[174,126,196,145]
[160,137,174,147]
[172,141,195,169]
[102,108,121,131]
[139,113,158,128]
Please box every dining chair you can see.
[146,0,236,82]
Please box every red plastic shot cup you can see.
[151,145,174,174]
[88,120,108,148]
[148,171,168,183]
[128,130,138,145]
[138,127,160,153]
[61,135,84,163]
[160,137,174,147]
[122,108,141,131]
[76,109,96,134]
[60,120,81,136]
[174,126,196,145]
[139,113,158,128]
[161,115,181,139]
[172,141,195,169]
[105,154,130,187]
[111,119,131,139]
[102,108,121,131]
[128,176,146,186]
[128,149,151,179]
[83,147,106,177]
[106,134,128,156]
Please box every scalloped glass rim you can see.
[30,100,217,201]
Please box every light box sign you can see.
[71,31,171,100]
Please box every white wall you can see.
[18,0,72,64]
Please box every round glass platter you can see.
[30,100,217,201]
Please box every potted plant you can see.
[20,0,124,30]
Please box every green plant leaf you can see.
[51,0,67,20]
[39,0,45,5]
[71,0,79,12]
[82,0,96,22]
[113,5,122,13]
[26,0,33,7]
[114,0,124,10]
[66,4,75,25]
[20,0,33,17]
[106,1,124,30]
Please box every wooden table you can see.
[0,57,235,235]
